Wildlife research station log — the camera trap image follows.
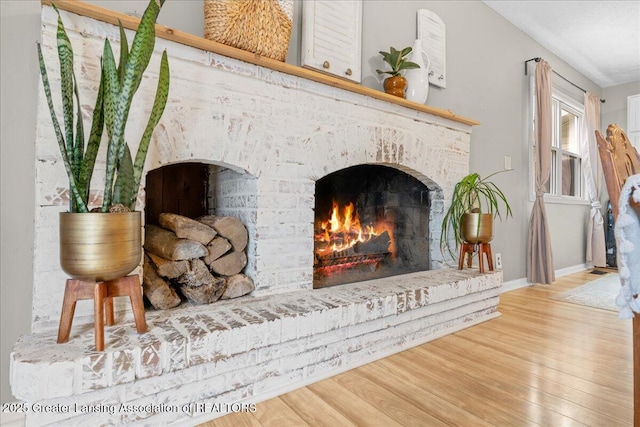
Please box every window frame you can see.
[529,80,589,205]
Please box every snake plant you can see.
[37,0,169,213]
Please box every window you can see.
[531,84,586,202]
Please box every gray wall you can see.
[598,81,640,205]
[359,1,597,283]
[602,81,640,131]
[1,0,40,407]
[0,0,606,402]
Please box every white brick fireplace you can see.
[11,5,502,426]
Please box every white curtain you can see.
[527,60,555,284]
[580,92,606,267]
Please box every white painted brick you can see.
[126,363,203,401]
[255,209,312,226]
[17,10,485,425]
[352,301,369,325]
[136,341,163,379]
[199,351,257,383]
[117,394,162,426]
[202,383,256,412]
[306,326,349,352]
[347,318,388,339]
[11,357,75,400]
[111,348,137,386]
[12,271,500,425]
[253,367,306,395]
[256,338,306,364]
[275,268,313,288]
[255,224,296,239]
[24,387,122,426]
[278,347,328,374]
[305,355,346,379]
[295,312,314,339]
[382,294,398,317]
[364,297,386,321]
[77,352,110,393]
[279,314,299,343]
[244,319,281,351]
[321,307,343,333]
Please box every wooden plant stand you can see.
[57,275,147,351]
[458,242,494,273]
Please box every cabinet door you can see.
[301,0,362,83]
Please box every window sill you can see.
[543,194,591,206]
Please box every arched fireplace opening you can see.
[144,162,258,284]
[314,165,434,288]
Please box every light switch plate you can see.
[504,156,512,170]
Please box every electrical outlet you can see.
[495,253,503,269]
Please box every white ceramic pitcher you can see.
[404,39,431,104]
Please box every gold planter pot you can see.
[59,212,142,282]
[461,212,494,244]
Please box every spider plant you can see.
[440,171,513,259]
[37,0,169,213]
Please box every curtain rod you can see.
[524,57,605,103]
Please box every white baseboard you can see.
[501,277,530,293]
[555,263,592,277]
[501,263,592,294]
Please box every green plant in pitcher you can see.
[376,46,420,77]
[37,0,170,213]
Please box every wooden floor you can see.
[200,270,633,427]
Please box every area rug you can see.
[552,273,620,312]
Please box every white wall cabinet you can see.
[627,94,640,150]
[301,0,362,83]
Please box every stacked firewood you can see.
[143,213,254,309]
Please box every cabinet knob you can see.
[345,68,353,76]
[323,61,330,69]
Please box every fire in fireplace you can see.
[314,199,395,271]
[313,165,431,288]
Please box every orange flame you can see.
[315,200,394,257]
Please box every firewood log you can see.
[144,225,208,260]
[198,215,248,252]
[142,254,182,310]
[220,274,255,299]
[159,213,217,245]
[209,251,247,276]
[353,230,391,254]
[203,236,232,265]
[176,259,226,304]
[146,251,189,279]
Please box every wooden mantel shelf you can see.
[42,0,480,127]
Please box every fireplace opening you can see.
[145,163,209,226]
[144,162,257,231]
[144,162,257,292]
[314,165,431,288]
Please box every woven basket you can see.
[204,0,293,62]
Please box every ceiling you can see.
[482,1,640,88]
